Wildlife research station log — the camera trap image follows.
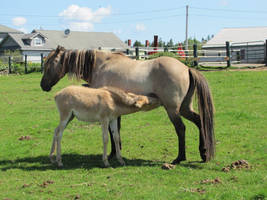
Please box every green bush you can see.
[10,62,42,74]
[148,52,195,67]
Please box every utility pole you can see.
[185,5,189,51]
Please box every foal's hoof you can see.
[119,159,126,166]
[50,156,56,164]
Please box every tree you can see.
[133,40,144,47]
[167,39,174,47]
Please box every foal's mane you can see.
[60,49,96,83]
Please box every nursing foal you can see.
[50,85,160,167]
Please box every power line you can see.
[190,6,267,14]
[190,14,267,21]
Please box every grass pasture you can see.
[0,71,266,199]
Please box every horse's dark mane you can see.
[60,49,96,82]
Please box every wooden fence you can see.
[1,40,267,74]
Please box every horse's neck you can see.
[95,51,110,65]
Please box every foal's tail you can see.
[189,68,215,161]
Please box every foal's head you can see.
[40,46,66,91]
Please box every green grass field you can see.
[0,71,266,200]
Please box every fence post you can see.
[225,41,231,67]
[8,56,12,74]
[193,43,198,67]
[265,40,267,66]
[24,55,28,74]
[41,53,44,73]
[135,47,139,60]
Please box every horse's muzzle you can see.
[40,81,51,92]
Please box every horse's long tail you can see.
[189,68,215,161]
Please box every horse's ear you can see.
[55,45,65,53]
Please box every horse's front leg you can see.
[101,120,110,167]
[109,119,125,166]
[108,116,122,159]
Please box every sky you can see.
[1,0,267,44]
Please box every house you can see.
[0,24,22,44]
[0,28,127,62]
[202,27,267,63]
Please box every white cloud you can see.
[136,23,146,32]
[59,5,111,31]
[69,22,94,31]
[12,17,27,27]
[220,0,229,6]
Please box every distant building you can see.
[0,26,127,62]
[0,24,22,44]
[202,27,267,63]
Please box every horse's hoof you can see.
[108,152,116,160]
[171,157,186,165]
[200,151,208,162]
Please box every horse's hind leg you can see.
[167,111,186,164]
[108,116,122,159]
[109,119,125,166]
[180,107,207,162]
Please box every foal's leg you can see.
[109,119,125,166]
[50,122,66,167]
[101,119,110,167]
[50,113,74,167]
[167,111,186,164]
[108,116,122,159]
[50,126,60,163]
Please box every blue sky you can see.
[1,0,267,44]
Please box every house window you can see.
[33,38,42,46]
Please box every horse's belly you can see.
[93,76,152,94]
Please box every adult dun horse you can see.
[40,46,215,164]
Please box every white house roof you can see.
[204,27,267,47]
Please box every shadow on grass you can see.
[0,153,165,171]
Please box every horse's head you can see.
[40,45,66,91]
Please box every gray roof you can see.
[204,27,267,47]
[0,24,22,33]
[33,29,127,50]
[7,33,51,51]
[1,29,127,51]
